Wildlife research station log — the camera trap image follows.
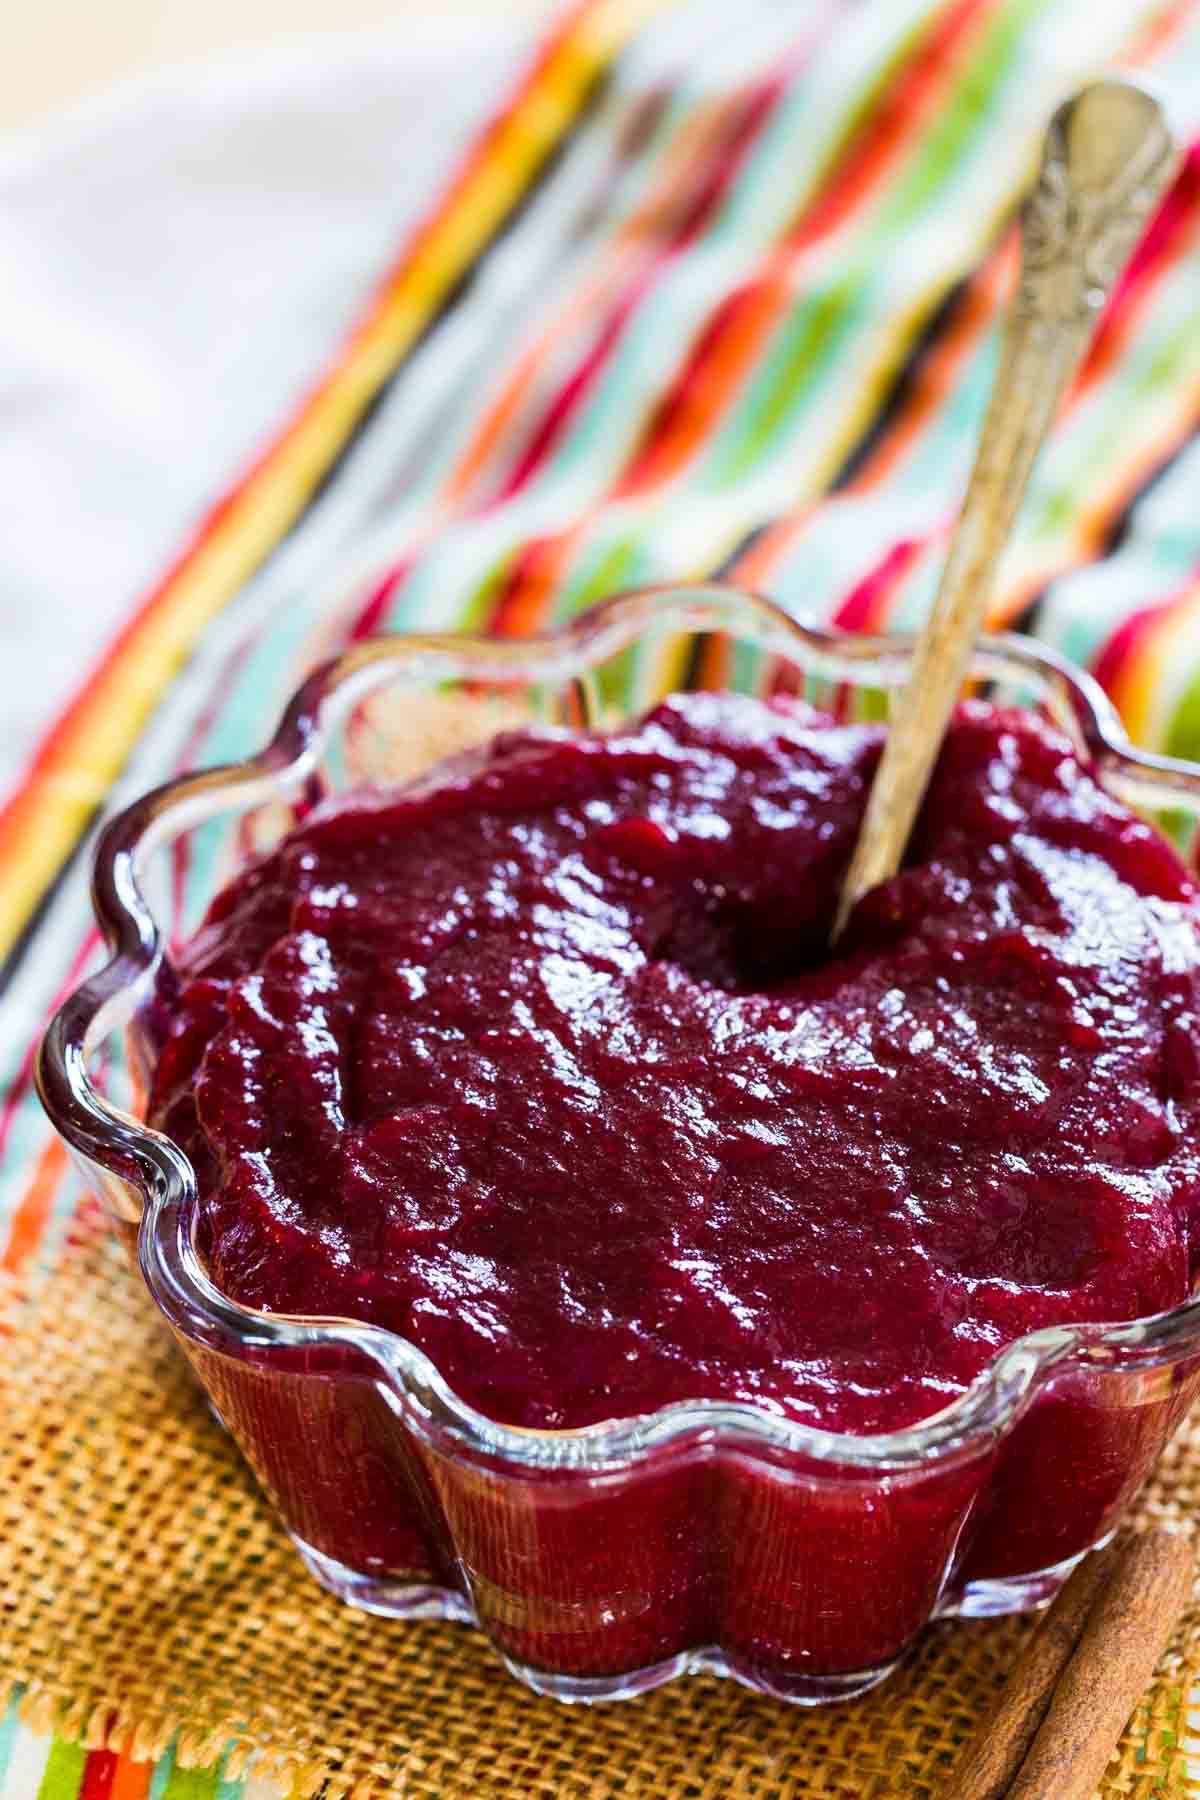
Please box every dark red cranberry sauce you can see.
[147,695,1200,1432]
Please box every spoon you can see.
[832,78,1176,941]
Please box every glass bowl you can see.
[36,583,1200,1706]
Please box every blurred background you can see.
[5,0,547,131]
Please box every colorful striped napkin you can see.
[7,0,1200,1789]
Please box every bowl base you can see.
[503,1646,901,1706]
[295,1537,474,1623]
[294,1535,901,1705]
[938,1535,1114,1620]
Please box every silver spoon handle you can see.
[833,79,1176,939]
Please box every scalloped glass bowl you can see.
[36,584,1200,1705]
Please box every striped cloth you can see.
[6,0,1200,1789]
[0,1694,270,1800]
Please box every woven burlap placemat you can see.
[0,1199,1196,1799]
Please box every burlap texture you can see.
[0,1199,1195,1799]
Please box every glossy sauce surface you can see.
[148,695,1200,1431]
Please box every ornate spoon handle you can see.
[833,79,1176,939]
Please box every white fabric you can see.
[0,15,547,800]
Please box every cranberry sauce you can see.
[148,695,1200,1435]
